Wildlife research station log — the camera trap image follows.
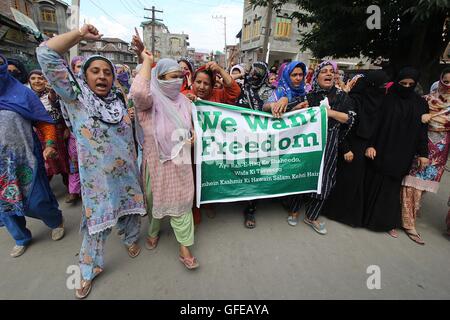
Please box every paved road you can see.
[1,169,449,300]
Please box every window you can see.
[105,53,114,60]
[96,41,103,49]
[275,15,292,38]
[243,20,251,41]
[117,43,122,49]
[253,16,261,38]
[41,9,56,23]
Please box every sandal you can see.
[145,236,159,250]
[304,218,327,235]
[126,242,141,258]
[179,255,199,270]
[75,280,92,300]
[287,213,299,226]
[405,229,425,245]
[388,229,398,238]
[244,204,256,229]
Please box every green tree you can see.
[251,0,449,88]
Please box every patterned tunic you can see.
[37,45,146,235]
[0,111,36,216]
[130,74,194,219]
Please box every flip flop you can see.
[405,230,425,245]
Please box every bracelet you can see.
[46,140,55,147]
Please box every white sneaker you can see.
[10,245,27,258]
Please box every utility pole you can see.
[144,6,163,56]
[69,0,80,62]
[212,15,227,69]
[262,0,273,64]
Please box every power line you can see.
[135,0,146,8]
[87,0,129,29]
[119,0,140,17]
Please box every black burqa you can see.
[324,71,388,227]
[362,67,429,232]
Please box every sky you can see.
[78,0,245,52]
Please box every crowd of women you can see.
[0,24,449,299]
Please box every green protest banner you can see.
[193,100,328,205]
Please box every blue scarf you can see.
[0,55,53,123]
[274,61,306,101]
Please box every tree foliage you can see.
[250,0,450,86]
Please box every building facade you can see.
[240,0,312,67]
[141,20,189,61]
[240,0,373,70]
[79,37,138,69]
[31,0,69,38]
[0,0,69,67]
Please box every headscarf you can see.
[423,67,450,132]
[115,64,131,91]
[274,62,288,87]
[77,55,124,124]
[230,64,245,86]
[349,70,388,139]
[329,61,338,73]
[149,58,192,162]
[230,64,245,76]
[0,54,53,123]
[28,69,48,98]
[268,72,277,88]
[429,81,439,94]
[28,69,63,121]
[273,61,306,101]
[7,58,28,84]
[245,61,269,89]
[392,67,420,99]
[311,60,335,94]
[178,57,195,74]
[70,56,84,74]
[240,61,271,110]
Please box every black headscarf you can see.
[391,67,420,99]
[350,70,388,139]
[7,58,28,84]
[236,61,273,110]
[370,66,429,178]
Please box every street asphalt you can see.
[1,167,449,300]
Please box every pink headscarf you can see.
[274,62,288,87]
[150,59,193,162]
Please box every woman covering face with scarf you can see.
[130,50,199,270]
[363,67,429,238]
[0,55,64,259]
[323,70,389,228]
[400,67,450,245]
[7,58,28,84]
[37,24,146,299]
[236,61,274,111]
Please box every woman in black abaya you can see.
[362,67,429,237]
[324,71,388,227]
